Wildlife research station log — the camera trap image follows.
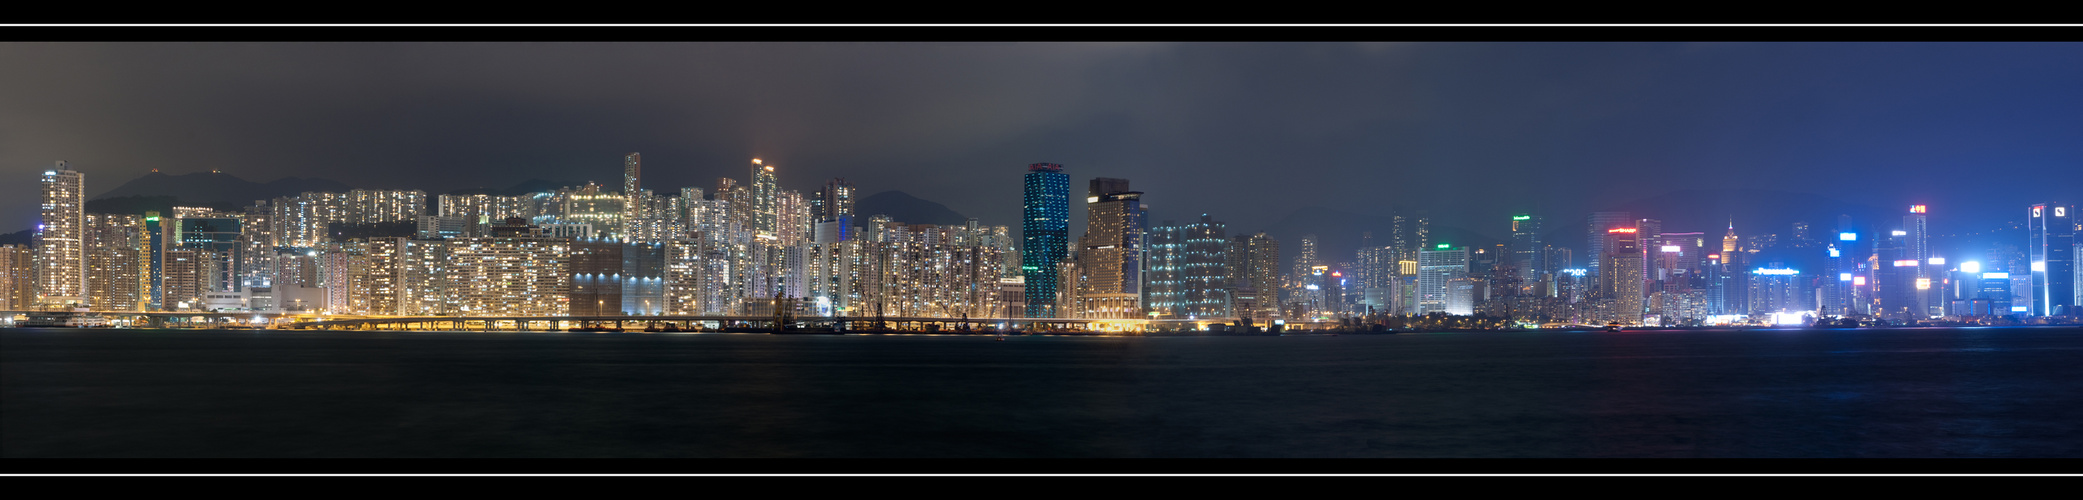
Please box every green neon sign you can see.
[1513,215,1530,220]
[1437,243,1449,249]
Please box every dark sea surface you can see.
[4,326,2082,459]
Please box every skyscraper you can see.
[1021,163,1068,318]
[1585,211,1631,279]
[36,161,86,308]
[1418,244,1469,315]
[2028,203,2075,316]
[1511,214,1544,284]
[623,153,642,200]
[1077,178,1143,318]
[1181,214,1230,318]
[750,159,779,238]
[1601,228,1644,324]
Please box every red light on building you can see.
[1608,228,1638,233]
[1708,253,1721,260]
[1330,271,1342,277]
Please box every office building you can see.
[1021,163,1068,318]
[1077,178,1144,318]
[2028,203,2075,316]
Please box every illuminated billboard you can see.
[1983,272,2009,280]
[1839,273,1852,281]
[1910,205,1926,214]
[1960,261,1981,273]
[1753,268,1799,276]
[1928,257,1945,265]
[1854,276,1867,286]
[1894,260,1919,267]
[1916,278,1931,290]
[1608,228,1637,233]
[1839,232,1857,241]
[1661,245,1681,252]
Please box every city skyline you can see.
[6,42,2081,244]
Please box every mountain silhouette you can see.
[93,171,355,206]
[854,190,971,226]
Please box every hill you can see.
[854,191,971,226]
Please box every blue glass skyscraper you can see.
[1023,163,1068,318]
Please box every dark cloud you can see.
[5,42,2081,243]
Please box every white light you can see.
[1839,232,1856,241]
[1752,268,1799,276]
[1661,246,1681,252]
[1960,261,1982,274]
[1983,272,2010,279]
[1840,273,1852,281]
[1829,248,1840,258]
[2032,262,2047,272]
[1928,257,1945,265]
[2012,306,2030,312]
[1892,230,1907,236]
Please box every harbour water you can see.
[4,326,2081,459]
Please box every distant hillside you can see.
[0,229,28,246]
[446,179,588,197]
[93,171,355,206]
[855,191,970,226]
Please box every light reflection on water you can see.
[3,326,2080,458]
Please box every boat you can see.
[1606,322,1623,332]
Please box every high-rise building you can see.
[1600,228,1644,324]
[814,178,855,222]
[1077,178,1144,319]
[750,159,779,238]
[447,220,571,316]
[1021,163,1068,318]
[2028,203,2075,316]
[83,213,149,312]
[1181,214,1231,318]
[36,161,86,308]
[1418,244,1469,315]
[1511,214,1544,284]
[623,152,642,201]
[1585,211,1631,279]
[1,245,35,310]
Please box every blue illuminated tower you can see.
[2028,203,2075,316]
[1022,163,1069,318]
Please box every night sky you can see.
[5,42,2080,242]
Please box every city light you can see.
[1916,278,1931,290]
[1513,215,1530,220]
[1829,247,1840,257]
[1840,232,1857,241]
[1661,245,1680,252]
[1854,276,1867,286]
[1437,243,1449,249]
[1928,257,1944,265]
[1894,260,1918,267]
[1608,228,1637,233]
[1961,261,1982,273]
[1752,269,1799,276]
[1892,230,1907,236]
[2032,262,2046,272]
[1984,272,2009,279]
[1910,204,1926,214]
[1840,273,1852,281]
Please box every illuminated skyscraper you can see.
[1,245,35,310]
[1510,214,1544,283]
[1418,244,1468,315]
[1181,214,1230,318]
[1585,211,1631,279]
[1601,228,1644,324]
[750,159,779,238]
[84,213,149,312]
[623,153,642,201]
[1077,178,1144,318]
[2028,203,2075,316]
[1021,163,1068,318]
[36,162,86,308]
